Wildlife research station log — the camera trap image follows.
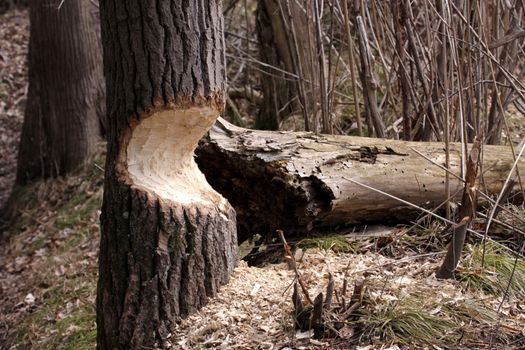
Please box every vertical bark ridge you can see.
[97,1,237,349]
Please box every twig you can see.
[437,139,481,279]
[482,141,525,266]
[342,176,524,258]
[278,230,313,305]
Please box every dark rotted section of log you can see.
[196,121,334,242]
[197,118,524,242]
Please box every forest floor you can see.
[1,146,525,350]
[1,7,525,350]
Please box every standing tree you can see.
[256,0,321,131]
[16,0,104,185]
[0,0,27,14]
[96,1,238,349]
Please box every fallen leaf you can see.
[24,293,35,305]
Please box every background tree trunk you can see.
[15,0,104,185]
[97,1,237,349]
[197,119,524,242]
[255,0,319,131]
[16,0,104,185]
[0,0,27,15]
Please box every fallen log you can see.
[196,118,524,241]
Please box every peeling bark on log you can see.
[197,118,524,242]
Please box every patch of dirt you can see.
[0,8,28,207]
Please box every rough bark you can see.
[197,118,524,242]
[352,8,385,138]
[255,0,319,131]
[391,0,412,141]
[16,0,104,185]
[97,1,237,349]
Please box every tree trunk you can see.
[15,0,104,185]
[0,0,27,14]
[197,118,524,242]
[97,1,237,349]
[255,0,319,131]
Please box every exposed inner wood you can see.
[127,107,227,209]
[97,1,237,348]
[99,109,238,347]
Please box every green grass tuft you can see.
[458,243,525,300]
[9,278,97,350]
[356,297,457,346]
[298,235,357,253]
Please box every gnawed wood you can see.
[436,140,481,279]
[197,118,524,241]
[97,2,237,349]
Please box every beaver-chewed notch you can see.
[126,107,229,213]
